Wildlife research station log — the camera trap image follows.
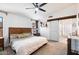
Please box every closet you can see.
[48,20,59,41]
[48,15,76,42]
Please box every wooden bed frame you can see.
[8,27,47,55]
[9,27,32,43]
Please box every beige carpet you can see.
[0,41,67,55]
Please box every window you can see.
[0,17,3,37]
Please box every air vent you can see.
[48,16,53,18]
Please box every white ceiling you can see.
[0,3,75,21]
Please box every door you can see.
[49,20,59,41]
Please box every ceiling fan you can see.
[25,3,47,14]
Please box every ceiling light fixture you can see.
[35,8,38,11]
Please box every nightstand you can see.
[33,33,40,36]
[0,37,4,50]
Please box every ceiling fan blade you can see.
[25,8,35,9]
[39,8,46,12]
[39,3,47,7]
[32,3,37,7]
[36,3,38,7]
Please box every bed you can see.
[9,27,48,55]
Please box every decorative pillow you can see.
[10,34,18,39]
[10,33,32,39]
[17,33,32,39]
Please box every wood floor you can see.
[32,41,67,55]
[0,41,67,55]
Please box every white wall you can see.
[39,27,50,39]
[0,12,32,47]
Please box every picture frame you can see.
[40,22,47,27]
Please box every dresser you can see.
[0,37,4,50]
[67,36,79,55]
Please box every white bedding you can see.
[11,36,48,55]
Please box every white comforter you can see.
[11,36,48,55]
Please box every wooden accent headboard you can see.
[9,27,32,43]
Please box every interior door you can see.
[49,20,59,41]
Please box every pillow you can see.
[23,33,32,36]
[17,33,32,39]
[10,33,32,39]
[10,34,18,39]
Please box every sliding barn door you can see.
[49,20,59,41]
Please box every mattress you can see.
[11,36,48,55]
